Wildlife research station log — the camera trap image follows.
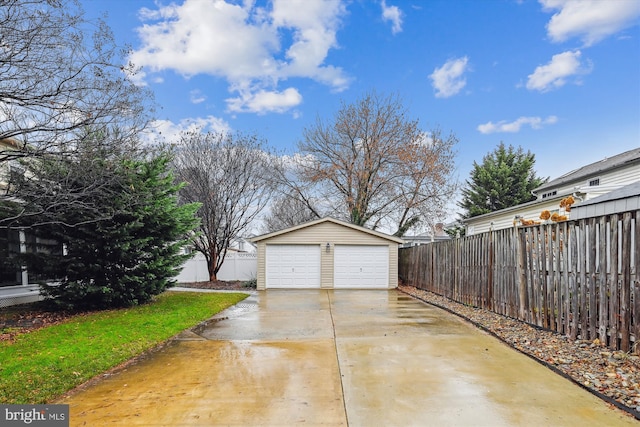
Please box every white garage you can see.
[251,217,404,291]
[266,245,320,288]
[334,245,389,288]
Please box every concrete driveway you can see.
[60,290,636,426]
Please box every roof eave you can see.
[251,216,405,244]
[462,191,581,224]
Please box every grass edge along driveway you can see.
[0,291,249,404]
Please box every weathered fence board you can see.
[399,210,639,353]
[611,215,619,348]
[598,216,608,344]
[621,213,632,351]
[569,224,578,341]
[588,217,598,341]
[634,210,640,352]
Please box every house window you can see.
[7,161,25,183]
[542,190,557,199]
[589,178,600,186]
[8,160,24,174]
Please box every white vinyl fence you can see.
[0,252,257,308]
[176,252,257,283]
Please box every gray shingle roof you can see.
[534,148,640,193]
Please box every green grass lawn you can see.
[0,291,248,404]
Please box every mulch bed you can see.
[0,308,77,342]
[176,280,255,291]
[399,284,640,420]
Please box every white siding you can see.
[466,198,566,235]
[550,164,640,200]
[466,163,640,235]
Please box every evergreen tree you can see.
[43,155,199,310]
[458,143,547,219]
[17,142,199,310]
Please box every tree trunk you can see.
[208,248,218,281]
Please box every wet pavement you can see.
[58,290,638,426]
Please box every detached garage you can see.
[251,217,404,290]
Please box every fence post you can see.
[516,227,527,320]
[488,231,494,310]
[634,210,640,354]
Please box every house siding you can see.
[548,164,640,201]
[254,220,400,290]
[465,160,640,235]
[466,198,565,235]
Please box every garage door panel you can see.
[334,245,388,289]
[266,245,320,289]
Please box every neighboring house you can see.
[228,236,257,253]
[251,216,404,290]
[401,222,451,247]
[0,139,46,303]
[1,138,25,287]
[464,147,640,235]
[0,138,23,196]
[1,138,63,289]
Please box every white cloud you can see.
[271,0,349,90]
[226,87,303,114]
[381,0,403,34]
[189,90,206,104]
[526,50,589,92]
[540,0,640,46]
[477,116,558,134]
[429,57,470,98]
[281,152,317,170]
[143,116,232,144]
[129,0,349,114]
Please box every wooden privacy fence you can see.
[399,210,640,353]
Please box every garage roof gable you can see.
[251,217,405,244]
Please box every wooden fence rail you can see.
[399,210,640,353]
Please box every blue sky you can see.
[84,0,639,197]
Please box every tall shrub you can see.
[31,154,199,310]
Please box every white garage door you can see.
[334,245,389,289]
[266,245,321,289]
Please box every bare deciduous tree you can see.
[173,131,277,281]
[0,0,152,224]
[261,195,319,233]
[294,91,457,236]
[0,0,150,158]
[1,127,145,227]
[390,128,457,236]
